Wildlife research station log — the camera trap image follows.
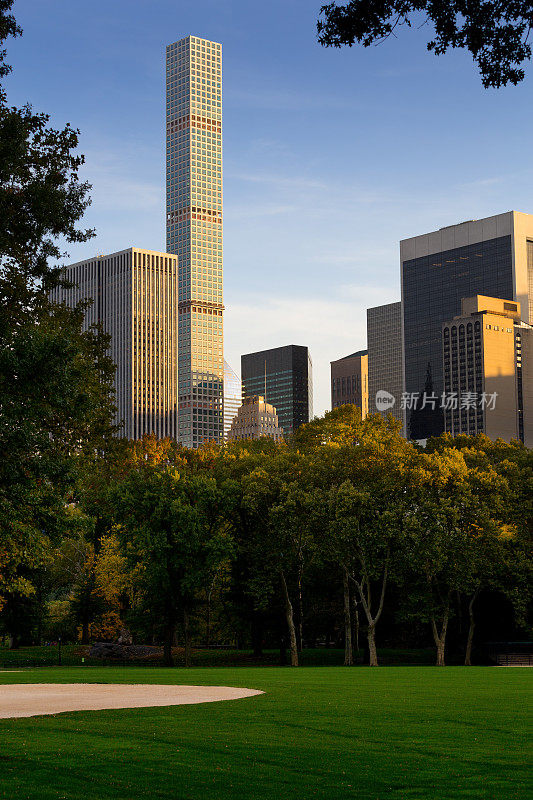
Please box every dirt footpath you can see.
[0,683,263,718]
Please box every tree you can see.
[111,466,235,666]
[0,2,116,615]
[241,451,315,667]
[403,448,509,665]
[318,436,415,666]
[317,1,533,88]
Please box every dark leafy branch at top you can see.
[317,1,533,87]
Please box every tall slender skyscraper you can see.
[166,36,224,447]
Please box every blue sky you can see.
[5,0,533,414]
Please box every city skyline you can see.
[7,1,533,415]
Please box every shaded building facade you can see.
[241,345,313,437]
[50,248,179,440]
[367,301,403,423]
[330,350,368,417]
[227,395,283,442]
[442,295,533,446]
[401,212,533,439]
[166,35,224,447]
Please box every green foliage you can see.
[317,1,533,87]
[0,3,117,618]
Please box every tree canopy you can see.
[317,1,533,87]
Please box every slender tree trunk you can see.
[353,594,360,653]
[164,619,175,667]
[465,590,479,666]
[280,570,298,666]
[297,568,304,653]
[431,609,449,666]
[251,611,263,657]
[354,555,389,667]
[206,592,211,649]
[343,567,353,666]
[81,613,90,645]
[183,608,192,668]
[367,623,378,667]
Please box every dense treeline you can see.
[2,410,531,667]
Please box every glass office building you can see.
[401,213,533,440]
[241,345,313,437]
[166,35,224,447]
[223,359,242,441]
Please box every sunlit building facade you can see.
[442,295,533,446]
[166,35,224,447]
[223,360,242,441]
[330,350,368,417]
[401,212,533,440]
[228,396,283,442]
[50,248,179,440]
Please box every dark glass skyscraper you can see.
[401,212,533,439]
[241,345,313,437]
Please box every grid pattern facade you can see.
[527,240,533,318]
[223,359,242,441]
[50,248,179,440]
[330,350,368,417]
[367,302,403,422]
[166,35,224,447]
[241,345,313,437]
[442,296,532,445]
[402,236,514,439]
[228,396,283,442]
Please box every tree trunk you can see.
[280,570,298,667]
[465,590,479,666]
[183,608,192,668]
[367,624,378,667]
[431,610,449,667]
[353,597,360,653]
[343,568,353,666]
[297,569,304,652]
[206,593,211,649]
[81,614,90,645]
[163,619,175,667]
[251,611,263,658]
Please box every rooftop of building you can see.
[331,349,368,363]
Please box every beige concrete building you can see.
[227,396,283,442]
[50,248,179,440]
[442,295,533,446]
[166,36,224,447]
[330,350,368,417]
[401,211,533,440]
[367,302,403,423]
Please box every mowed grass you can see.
[0,667,531,800]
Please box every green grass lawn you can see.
[0,666,530,799]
